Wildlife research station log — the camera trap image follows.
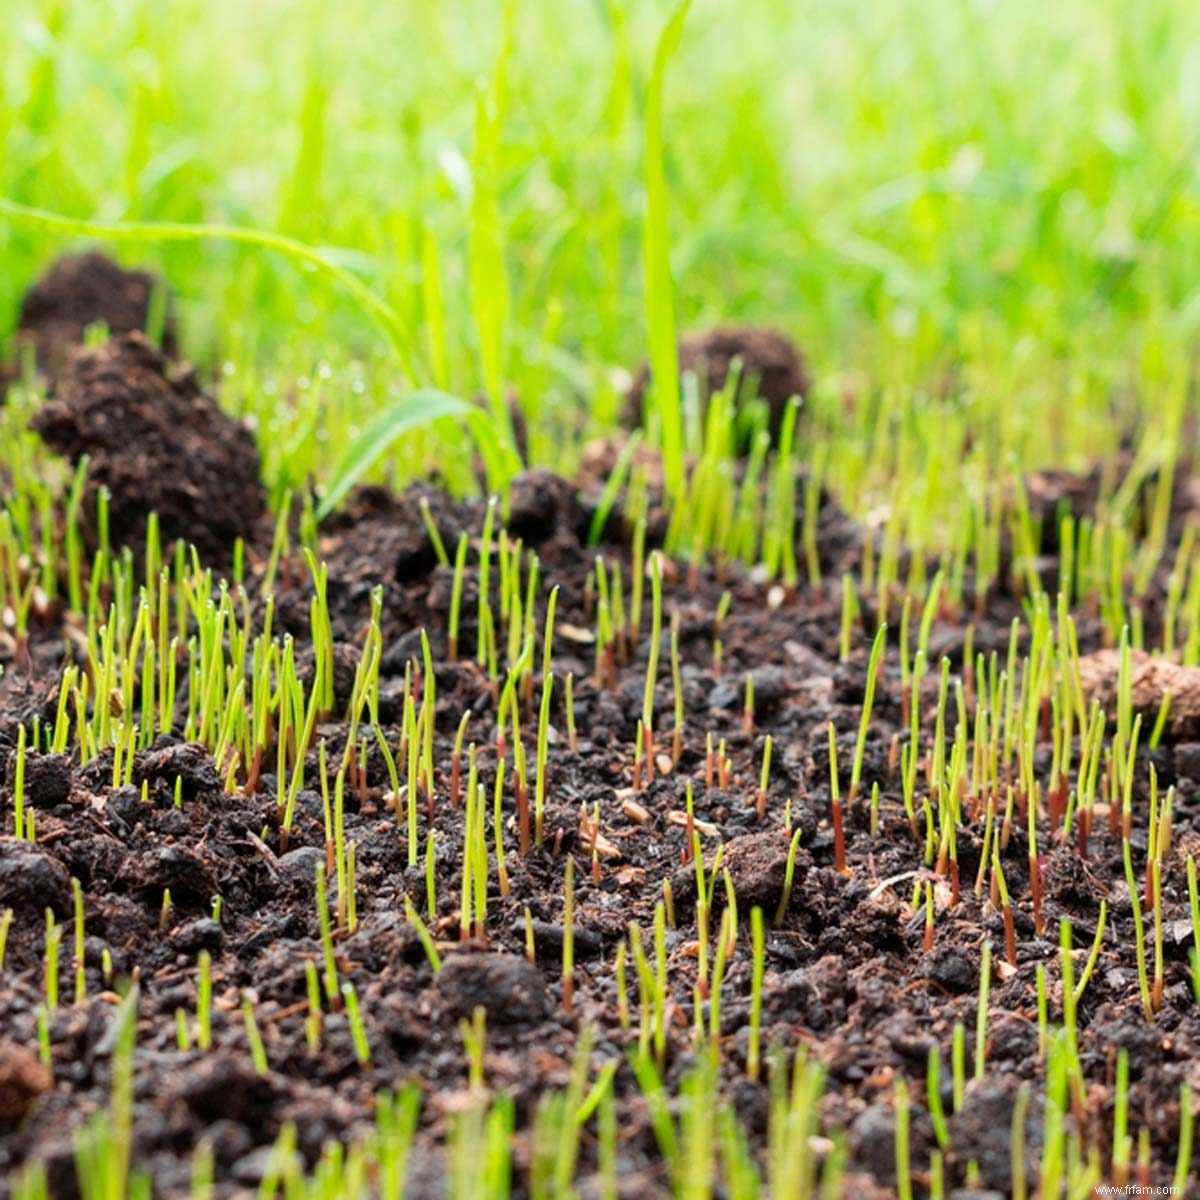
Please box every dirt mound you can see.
[7,252,178,380]
[31,333,263,565]
[625,325,810,443]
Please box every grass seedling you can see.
[175,1008,191,1053]
[0,908,12,973]
[461,1005,487,1093]
[756,735,772,819]
[418,497,448,567]
[315,863,339,1005]
[72,877,86,1004]
[73,985,140,1198]
[773,827,805,927]
[342,982,370,1065]
[927,1044,948,1150]
[838,574,857,662]
[1113,1049,1130,1187]
[1122,836,1155,1020]
[565,673,577,752]
[849,624,886,804]
[43,909,61,1012]
[1175,1083,1193,1196]
[448,533,468,661]
[827,724,849,877]
[1189,856,1200,1002]
[1036,965,1048,1059]
[1011,1084,1031,1200]
[534,673,553,848]
[36,1007,50,1070]
[712,591,731,677]
[242,994,269,1076]
[992,853,1017,968]
[304,961,322,1051]
[476,497,498,675]
[404,896,442,974]
[748,906,765,1081]
[670,612,684,765]
[952,1022,965,1112]
[894,1077,912,1200]
[563,855,575,1013]
[641,553,663,763]
[13,725,25,839]
[196,950,213,1051]
[975,940,991,1081]
[1073,901,1107,1006]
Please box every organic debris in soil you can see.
[6,252,177,379]
[625,325,811,443]
[31,332,264,566]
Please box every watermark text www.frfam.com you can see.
[1095,1187,1182,1197]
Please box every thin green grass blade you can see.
[642,0,691,500]
[0,198,420,380]
[316,389,489,520]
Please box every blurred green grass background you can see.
[3,0,1199,508]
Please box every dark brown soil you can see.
[625,326,811,442]
[0,453,1197,1198]
[30,333,264,566]
[6,252,178,381]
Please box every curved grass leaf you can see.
[0,197,421,380]
[587,429,642,546]
[316,389,488,520]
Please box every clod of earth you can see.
[625,325,810,444]
[0,843,73,914]
[434,952,551,1024]
[1078,647,1200,740]
[30,332,265,565]
[0,1041,53,1125]
[5,251,177,381]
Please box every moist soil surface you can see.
[1,339,1198,1197]
[30,333,265,568]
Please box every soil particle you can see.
[524,919,605,962]
[8,252,178,378]
[506,469,585,545]
[4,750,72,809]
[31,333,264,565]
[847,1098,933,1188]
[672,830,805,918]
[0,1041,52,1124]
[170,917,223,955]
[1078,648,1200,741]
[132,741,221,800]
[1042,846,1106,905]
[433,952,550,1024]
[115,845,219,907]
[1175,743,1200,788]
[625,326,810,443]
[722,831,805,912]
[176,1054,278,1123]
[0,842,73,914]
[949,1075,1041,1192]
[921,941,979,993]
